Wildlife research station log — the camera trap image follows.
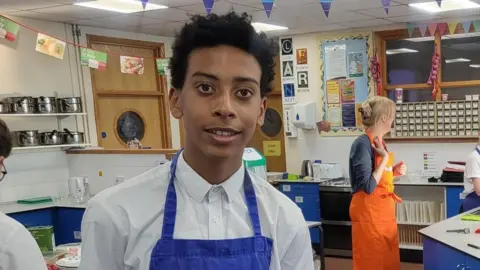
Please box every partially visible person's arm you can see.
[466,153,480,195]
[0,225,47,270]
[473,178,480,195]
[78,201,127,270]
[350,140,388,194]
[279,219,314,270]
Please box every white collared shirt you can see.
[79,153,314,270]
[465,145,480,195]
[0,213,47,270]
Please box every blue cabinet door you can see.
[465,255,480,269]
[423,237,439,270]
[446,186,464,218]
[424,237,466,270]
[7,208,54,228]
[53,208,85,245]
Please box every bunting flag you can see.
[418,24,428,36]
[0,15,20,41]
[438,22,448,35]
[427,23,437,35]
[436,0,442,7]
[473,20,480,32]
[141,0,148,10]
[448,21,458,34]
[381,0,391,14]
[319,0,333,18]
[462,21,471,33]
[407,23,415,37]
[203,0,215,14]
[261,0,274,17]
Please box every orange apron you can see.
[349,134,402,270]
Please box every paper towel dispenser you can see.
[292,102,316,130]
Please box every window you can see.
[442,34,480,82]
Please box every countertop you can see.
[420,207,480,259]
[0,200,87,214]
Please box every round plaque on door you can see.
[116,111,145,143]
[261,108,282,138]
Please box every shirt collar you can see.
[175,152,245,203]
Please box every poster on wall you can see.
[283,83,296,104]
[35,33,66,60]
[280,37,296,105]
[0,16,19,41]
[321,37,370,135]
[120,56,145,75]
[281,38,293,56]
[284,107,298,138]
[296,48,308,65]
[80,48,107,70]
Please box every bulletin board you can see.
[318,33,374,136]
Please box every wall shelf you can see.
[0,113,86,120]
[13,144,91,151]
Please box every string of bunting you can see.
[0,14,169,75]
[407,20,480,37]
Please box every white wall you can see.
[0,17,177,203]
[282,32,477,176]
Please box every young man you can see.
[0,120,47,270]
[463,129,480,212]
[79,12,313,270]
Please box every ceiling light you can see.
[409,0,480,13]
[445,58,471,63]
[251,22,288,33]
[386,48,419,55]
[469,64,480,68]
[74,0,168,14]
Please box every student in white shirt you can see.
[463,130,480,212]
[0,120,47,270]
[79,11,314,270]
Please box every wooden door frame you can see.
[87,34,172,148]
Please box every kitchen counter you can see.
[394,176,464,187]
[0,200,87,214]
[420,207,480,260]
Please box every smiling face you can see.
[170,45,266,159]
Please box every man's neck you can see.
[182,147,243,185]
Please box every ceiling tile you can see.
[0,0,62,11]
[357,5,425,18]
[33,5,123,19]
[331,0,401,10]
[286,24,349,35]
[0,7,20,13]
[323,10,376,23]
[46,0,95,4]
[341,19,395,28]
[176,1,261,15]
[387,14,446,23]
[8,11,78,22]
[127,21,185,36]
[91,14,164,27]
[141,0,213,8]
[70,18,130,29]
[138,7,190,22]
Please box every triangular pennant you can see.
[418,23,428,37]
[462,21,471,33]
[473,20,480,32]
[448,21,458,34]
[319,0,333,18]
[436,0,442,7]
[381,0,391,14]
[427,23,437,35]
[438,23,448,35]
[203,0,214,14]
[141,0,148,10]
[262,0,274,17]
[407,23,415,37]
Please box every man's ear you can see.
[169,88,183,119]
[257,97,267,126]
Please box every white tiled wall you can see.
[0,150,69,202]
[67,153,168,195]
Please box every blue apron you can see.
[463,147,480,212]
[149,151,273,270]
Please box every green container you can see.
[28,226,55,254]
[243,148,267,180]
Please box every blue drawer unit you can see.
[446,186,464,218]
[8,208,54,228]
[54,207,85,245]
[279,182,321,244]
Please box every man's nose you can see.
[212,90,236,118]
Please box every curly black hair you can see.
[0,119,12,158]
[169,11,278,97]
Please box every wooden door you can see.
[247,55,286,172]
[88,35,171,149]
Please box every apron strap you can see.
[243,170,263,237]
[476,146,480,155]
[161,150,264,239]
[161,150,182,240]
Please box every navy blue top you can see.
[349,134,377,194]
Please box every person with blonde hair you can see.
[348,96,406,270]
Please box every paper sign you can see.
[326,80,340,104]
[327,104,342,127]
[35,33,66,60]
[348,52,364,77]
[296,48,308,65]
[340,79,355,103]
[156,58,169,75]
[121,56,144,75]
[0,16,19,41]
[263,140,281,156]
[325,44,347,80]
[80,48,107,70]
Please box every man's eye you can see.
[197,84,214,93]
[236,89,252,98]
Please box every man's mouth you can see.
[205,128,241,137]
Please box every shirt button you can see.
[213,216,220,223]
